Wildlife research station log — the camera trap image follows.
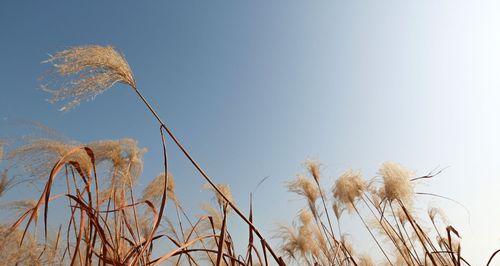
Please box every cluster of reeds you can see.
[277,160,475,265]
[0,135,277,265]
[0,45,283,265]
[0,44,499,265]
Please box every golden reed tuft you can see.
[42,45,136,111]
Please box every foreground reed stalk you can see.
[131,87,283,265]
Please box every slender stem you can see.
[132,87,283,265]
[361,196,414,266]
[352,204,394,266]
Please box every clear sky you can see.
[1,1,500,264]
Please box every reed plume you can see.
[142,172,176,203]
[332,169,365,210]
[379,161,414,205]
[42,45,136,111]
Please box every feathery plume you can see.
[41,45,136,111]
[276,209,316,263]
[287,175,320,214]
[141,172,176,203]
[7,139,91,179]
[428,206,448,224]
[203,183,234,207]
[379,161,414,205]
[332,201,344,219]
[305,159,321,182]
[88,138,146,188]
[0,170,14,198]
[332,169,365,210]
[358,254,375,266]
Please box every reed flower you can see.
[4,200,37,217]
[332,170,365,210]
[379,161,414,205]
[42,45,136,111]
[203,183,234,207]
[7,139,91,179]
[141,172,176,203]
[287,175,320,214]
[0,170,13,198]
[332,201,344,219]
[358,254,375,266]
[0,225,44,265]
[200,203,224,231]
[88,138,146,189]
[305,159,321,182]
[276,209,316,262]
[428,206,448,224]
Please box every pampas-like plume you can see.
[88,138,146,188]
[141,172,176,203]
[204,183,234,207]
[287,175,320,210]
[358,254,375,266]
[7,139,91,179]
[7,138,146,187]
[276,209,316,263]
[305,159,321,182]
[428,206,448,224]
[42,45,136,111]
[332,170,365,210]
[4,200,37,217]
[0,170,13,198]
[379,161,414,205]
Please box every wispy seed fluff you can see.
[41,45,136,111]
[428,206,448,224]
[7,139,92,179]
[332,170,365,210]
[88,138,147,188]
[305,159,321,182]
[287,175,320,206]
[141,172,176,203]
[276,209,316,262]
[0,141,4,160]
[379,161,414,204]
[203,183,234,208]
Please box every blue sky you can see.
[1,1,500,263]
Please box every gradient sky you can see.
[1,1,500,264]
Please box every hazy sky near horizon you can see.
[1,1,500,264]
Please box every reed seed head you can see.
[204,183,234,207]
[141,172,176,203]
[287,175,320,206]
[42,45,136,111]
[88,138,146,188]
[379,161,414,205]
[305,159,321,182]
[428,206,448,224]
[7,139,92,179]
[332,169,365,209]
